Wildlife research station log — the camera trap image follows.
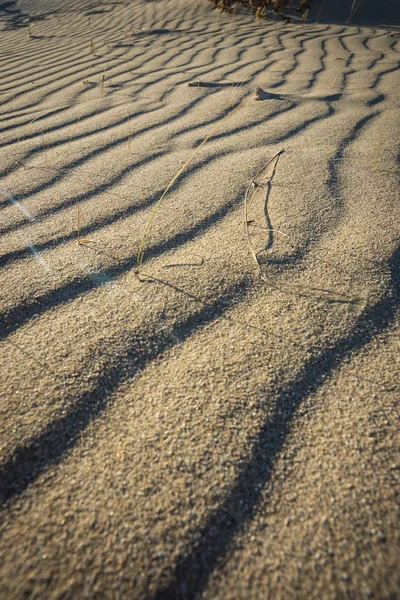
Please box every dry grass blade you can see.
[159,74,185,103]
[347,0,365,24]
[135,90,251,273]
[16,109,59,160]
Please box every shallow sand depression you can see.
[0,0,399,598]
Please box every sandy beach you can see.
[0,0,399,597]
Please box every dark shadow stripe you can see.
[326,111,379,207]
[305,37,327,90]
[0,149,165,229]
[0,23,201,109]
[0,148,234,269]
[1,48,298,233]
[0,277,252,508]
[152,243,400,600]
[370,61,400,89]
[0,26,295,158]
[0,193,241,341]
[1,99,384,338]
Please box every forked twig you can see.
[244,150,284,280]
[244,154,366,303]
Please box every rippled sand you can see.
[0,0,399,598]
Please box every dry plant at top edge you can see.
[208,0,312,20]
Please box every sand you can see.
[0,0,399,598]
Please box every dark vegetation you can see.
[208,0,312,20]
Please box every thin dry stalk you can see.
[347,0,364,24]
[301,8,310,22]
[229,78,246,102]
[159,74,185,104]
[16,109,56,160]
[331,71,340,88]
[316,0,328,21]
[101,57,114,93]
[135,91,251,273]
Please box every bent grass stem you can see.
[135,91,252,273]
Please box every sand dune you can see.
[0,0,399,598]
